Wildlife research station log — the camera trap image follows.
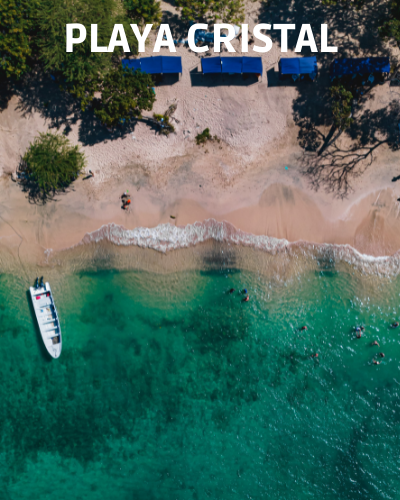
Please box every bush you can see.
[0,0,36,79]
[153,114,175,135]
[175,0,245,24]
[22,133,85,200]
[195,128,220,145]
[124,0,162,26]
[94,67,156,127]
[379,0,400,43]
[196,128,211,145]
[36,0,138,111]
[330,86,353,130]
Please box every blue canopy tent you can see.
[201,56,263,76]
[279,57,317,81]
[122,56,182,75]
[330,57,390,78]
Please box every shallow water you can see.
[1,267,400,499]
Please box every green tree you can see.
[35,0,138,110]
[322,0,370,7]
[175,0,245,24]
[94,66,156,127]
[124,0,162,26]
[379,0,400,42]
[331,85,353,130]
[22,133,85,200]
[0,0,37,79]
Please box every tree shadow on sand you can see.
[300,100,400,198]
[17,173,75,206]
[0,74,14,112]
[259,0,395,197]
[13,71,155,146]
[13,69,173,147]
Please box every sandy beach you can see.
[1,0,400,266]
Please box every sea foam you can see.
[80,219,400,276]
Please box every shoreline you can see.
[2,167,400,278]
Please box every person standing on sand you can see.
[122,199,131,210]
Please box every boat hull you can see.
[30,283,62,359]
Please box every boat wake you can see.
[77,219,400,276]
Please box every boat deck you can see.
[30,283,62,358]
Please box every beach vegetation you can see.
[330,85,353,131]
[94,67,156,127]
[35,0,139,112]
[36,0,115,111]
[21,133,85,201]
[124,0,162,26]
[0,0,36,79]
[175,0,245,24]
[321,0,370,7]
[195,128,220,145]
[379,0,400,43]
[153,113,175,135]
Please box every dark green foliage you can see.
[35,0,139,111]
[322,0,370,7]
[153,113,175,135]
[0,0,37,79]
[22,133,85,199]
[175,0,245,24]
[379,0,400,43]
[124,0,162,26]
[331,85,353,130]
[35,0,114,111]
[196,128,220,145]
[196,128,212,145]
[94,67,155,127]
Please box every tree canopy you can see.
[124,0,162,26]
[22,133,85,200]
[35,0,119,110]
[0,0,37,79]
[331,86,353,131]
[175,0,245,24]
[94,67,155,126]
[379,0,400,43]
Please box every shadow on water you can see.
[25,290,53,362]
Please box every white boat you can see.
[29,280,62,359]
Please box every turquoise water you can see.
[1,267,400,499]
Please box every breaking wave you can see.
[79,219,400,276]
[81,219,288,253]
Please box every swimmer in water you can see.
[241,289,248,295]
[372,340,380,346]
[373,359,380,365]
[392,322,399,328]
[229,288,235,294]
[379,352,385,358]
[243,296,249,302]
[301,326,308,331]
[312,353,319,358]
